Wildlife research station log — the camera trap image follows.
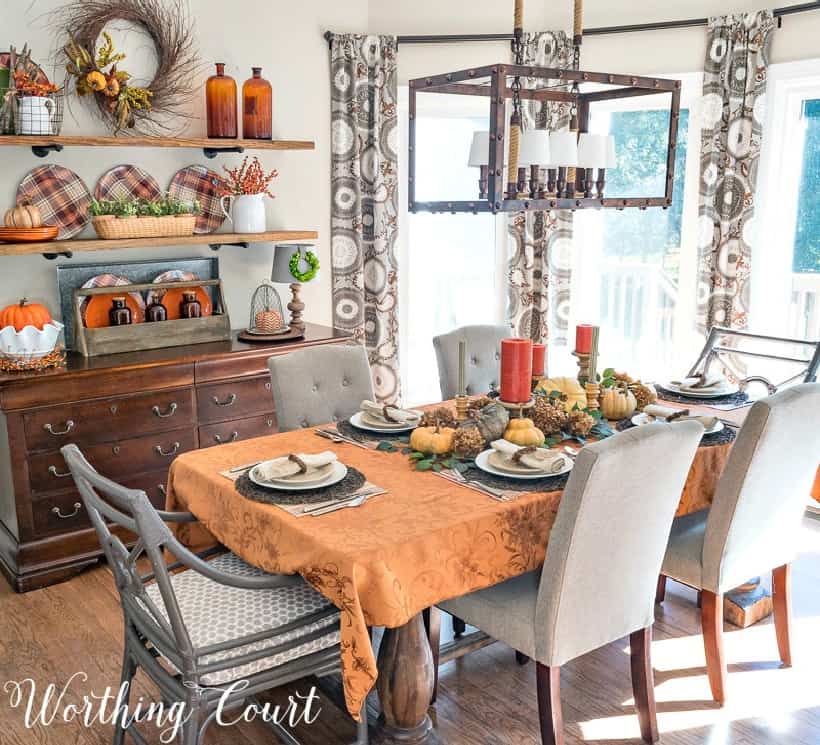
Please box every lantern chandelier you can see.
[408,0,681,214]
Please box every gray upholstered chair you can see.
[61,443,368,745]
[268,343,375,432]
[657,383,820,706]
[435,421,704,745]
[433,324,511,399]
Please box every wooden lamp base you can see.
[287,282,305,333]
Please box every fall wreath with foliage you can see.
[58,0,198,133]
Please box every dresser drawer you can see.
[31,469,170,537]
[27,427,197,495]
[196,376,274,424]
[198,413,277,448]
[23,388,195,452]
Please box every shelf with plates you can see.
[0,230,319,259]
[0,135,315,159]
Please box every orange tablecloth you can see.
[165,424,733,718]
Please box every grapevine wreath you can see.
[289,248,320,283]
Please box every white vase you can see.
[18,96,55,135]
[220,193,266,233]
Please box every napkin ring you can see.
[288,454,308,473]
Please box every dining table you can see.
[165,396,749,744]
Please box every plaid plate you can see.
[95,165,162,202]
[17,165,92,239]
[167,165,228,234]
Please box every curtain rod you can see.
[323,1,820,45]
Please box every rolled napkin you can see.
[490,439,567,473]
[360,400,420,425]
[643,404,717,430]
[670,372,727,391]
[256,451,337,481]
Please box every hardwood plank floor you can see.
[0,517,818,744]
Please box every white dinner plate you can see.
[349,411,421,433]
[631,412,724,435]
[661,380,739,399]
[474,449,573,480]
[249,460,348,491]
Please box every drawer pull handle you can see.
[212,393,237,407]
[152,403,178,419]
[264,382,271,390]
[266,418,274,428]
[154,442,181,457]
[157,484,167,497]
[214,431,239,444]
[48,466,72,479]
[52,502,81,520]
[44,420,75,436]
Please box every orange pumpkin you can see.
[0,299,52,331]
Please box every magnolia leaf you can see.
[432,463,443,472]
[376,441,396,452]
[416,460,434,471]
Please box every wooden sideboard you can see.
[0,323,351,592]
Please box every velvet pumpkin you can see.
[503,417,545,447]
[0,299,52,331]
[534,376,587,411]
[4,202,43,229]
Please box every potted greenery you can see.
[89,196,201,240]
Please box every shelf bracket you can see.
[31,144,64,158]
[42,250,73,261]
[202,145,245,159]
[209,241,249,252]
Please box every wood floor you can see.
[1,517,818,745]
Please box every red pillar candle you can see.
[575,324,594,353]
[532,343,546,377]
[500,338,533,403]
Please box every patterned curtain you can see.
[506,31,575,345]
[330,35,400,403]
[696,11,774,332]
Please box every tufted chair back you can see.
[433,325,512,399]
[268,344,375,431]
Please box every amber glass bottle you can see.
[205,63,237,139]
[242,67,272,140]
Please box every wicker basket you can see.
[92,214,197,240]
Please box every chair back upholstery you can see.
[535,421,703,666]
[702,383,820,593]
[268,344,375,431]
[433,325,511,399]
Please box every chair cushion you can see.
[438,569,541,659]
[144,553,340,685]
[661,510,707,589]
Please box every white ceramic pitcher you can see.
[220,193,266,233]
[18,96,56,135]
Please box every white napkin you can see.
[490,440,567,473]
[643,404,717,430]
[671,372,727,392]
[256,451,337,481]
[360,400,420,425]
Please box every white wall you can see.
[2,0,368,327]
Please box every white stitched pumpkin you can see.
[600,382,637,420]
[4,202,43,229]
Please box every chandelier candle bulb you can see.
[500,338,533,403]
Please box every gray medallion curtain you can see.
[506,31,574,346]
[330,35,401,404]
[696,11,774,332]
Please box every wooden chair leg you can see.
[655,575,667,604]
[452,614,466,637]
[772,564,792,667]
[536,663,564,745]
[515,651,530,665]
[630,627,659,744]
[422,607,441,704]
[701,590,727,705]
[696,590,702,609]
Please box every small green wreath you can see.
[289,248,320,282]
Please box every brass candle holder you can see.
[455,394,470,422]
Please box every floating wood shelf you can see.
[0,230,319,259]
[0,135,315,159]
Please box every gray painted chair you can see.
[433,324,511,399]
[268,344,375,431]
[435,422,704,745]
[61,443,368,745]
[657,383,820,705]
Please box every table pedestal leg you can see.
[375,613,440,744]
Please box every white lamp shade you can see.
[519,130,551,167]
[605,135,617,168]
[549,132,578,167]
[271,243,316,284]
[468,131,490,167]
[577,134,609,168]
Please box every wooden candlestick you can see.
[287,282,305,332]
[455,394,469,422]
[585,381,601,411]
[572,350,591,385]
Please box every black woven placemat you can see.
[655,385,749,407]
[337,418,411,444]
[459,462,572,493]
[615,418,737,446]
[235,467,367,505]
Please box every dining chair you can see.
[61,443,368,745]
[656,383,820,705]
[268,343,375,431]
[433,324,511,399]
[434,421,704,745]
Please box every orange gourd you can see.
[0,298,52,331]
